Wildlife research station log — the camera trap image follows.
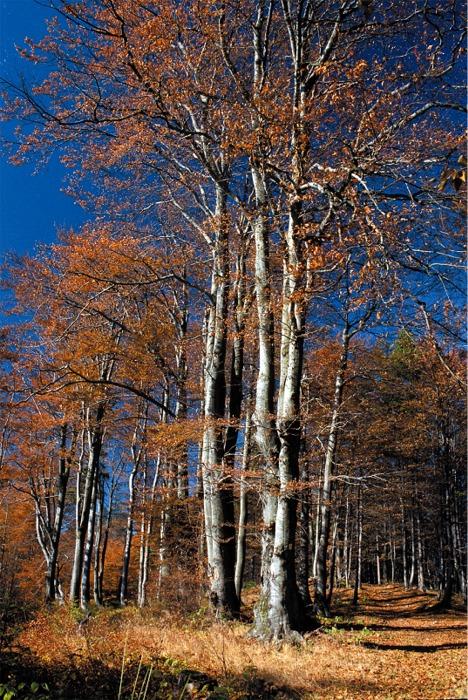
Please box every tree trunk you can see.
[390,527,396,584]
[376,534,381,586]
[263,199,310,640]
[327,514,339,608]
[32,424,72,603]
[201,182,239,617]
[352,484,362,607]
[251,165,280,636]
[409,510,416,587]
[138,456,160,608]
[93,479,104,605]
[119,460,138,605]
[400,498,408,588]
[70,405,105,604]
[343,493,350,588]
[297,454,313,611]
[175,278,189,500]
[315,323,349,616]
[119,409,147,605]
[80,445,100,610]
[235,408,251,601]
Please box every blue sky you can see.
[0,0,86,257]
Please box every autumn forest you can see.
[0,1,466,698]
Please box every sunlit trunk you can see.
[201,183,239,617]
[251,166,280,636]
[70,405,104,605]
[235,409,251,601]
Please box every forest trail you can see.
[8,584,466,700]
[225,583,467,699]
[306,583,468,699]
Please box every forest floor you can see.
[1,584,466,699]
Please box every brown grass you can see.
[15,584,467,699]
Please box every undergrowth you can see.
[0,585,466,700]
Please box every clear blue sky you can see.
[0,0,86,257]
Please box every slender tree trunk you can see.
[409,510,416,587]
[352,484,363,606]
[251,165,280,636]
[44,425,71,603]
[119,409,147,605]
[400,498,408,588]
[297,452,313,611]
[93,479,104,605]
[343,493,350,588]
[235,408,251,601]
[70,405,104,604]
[80,448,100,610]
[264,198,310,639]
[316,323,349,616]
[201,182,239,617]
[390,527,396,584]
[32,425,72,603]
[376,534,381,585]
[327,514,339,608]
[416,508,425,592]
[312,469,322,578]
[138,456,159,608]
[157,502,170,599]
[175,279,189,500]
[119,460,138,605]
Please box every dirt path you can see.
[296,583,467,699]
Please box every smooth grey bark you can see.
[119,407,147,605]
[201,183,239,617]
[250,164,280,635]
[93,479,104,605]
[174,278,189,500]
[225,247,250,602]
[297,443,313,610]
[312,468,322,578]
[157,502,170,598]
[93,472,116,606]
[80,450,100,610]
[137,455,160,608]
[70,403,105,605]
[257,0,346,636]
[224,249,248,468]
[390,526,396,583]
[119,459,139,605]
[265,195,311,639]
[157,387,172,596]
[32,424,72,603]
[415,508,425,591]
[242,4,281,636]
[235,408,251,601]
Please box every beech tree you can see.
[0,0,465,640]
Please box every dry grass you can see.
[15,584,468,699]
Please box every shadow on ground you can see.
[0,647,316,699]
[361,640,465,653]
